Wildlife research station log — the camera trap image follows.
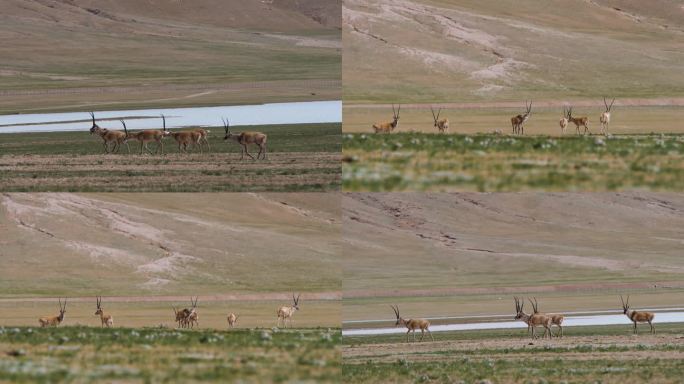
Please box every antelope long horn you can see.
[89,112,95,124]
[609,98,615,110]
[161,114,166,132]
[430,106,436,120]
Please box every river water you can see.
[0,100,341,133]
[342,310,684,336]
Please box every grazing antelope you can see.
[373,104,400,134]
[559,107,569,135]
[600,97,615,135]
[567,107,590,135]
[94,296,114,328]
[511,101,532,135]
[227,313,239,328]
[276,293,300,328]
[513,297,553,339]
[390,305,433,342]
[430,107,449,133]
[122,115,167,155]
[162,115,202,153]
[222,118,267,160]
[620,295,655,334]
[38,298,67,327]
[529,297,564,337]
[89,112,130,154]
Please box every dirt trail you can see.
[344,98,684,109]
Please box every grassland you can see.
[0,123,340,191]
[0,326,340,383]
[0,0,341,113]
[343,324,684,383]
[342,132,684,191]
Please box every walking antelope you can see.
[529,297,564,337]
[373,104,400,134]
[600,97,615,135]
[513,297,553,339]
[390,305,433,342]
[559,107,569,135]
[430,107,449,133]
[227,313,239,328]
[38,298,67,327]
[193,128,211,151]
[620,295,655,334]
[122,115,167,155]
[511,101,532,135]
[276,293,300,328]
[162,115,202,153]
[567,107,590,135]
[89,112,130,153]
[94,296,114,328]
[222,118,268,160]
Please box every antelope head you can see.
[392,104,401,124]
[620,295,630,314]
[89,112,100,134]
[522,100,532,119]
[391,304,402,326]
[58,298,67,319]
[430,106,442,127]
[222,118,235,140]
[95,296,103,316]
[513,296,525,319]
[603,97,615,113]
[292,293,300,311]
[160,114,170,136]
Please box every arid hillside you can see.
[0,193,341,296]
[343,0,684,103]
[343,193,684,294]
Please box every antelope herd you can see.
[88,112,266,159]
[36,294,303,330]
[371,98,618,136]
[386,295,656,343]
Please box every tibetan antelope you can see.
[600,97,615,135]
[222,118,267,160]
[227,313,239,328]
[529,297,564,337]
[391,305,433,342]
[559,107,569,135]
[185,296,199,329]
[162,115,203,153]
[172,306,188,328]
[567,107,590,135]
[38,298,67,327]
[620,295,655,334]
[193,128,211,151]
[430,107,449,133]
[89,112,130,154]
[276,293,300,328]
[511,101,532,135]
[373,104,400,134]
[122,115,167,155]
[94,296,114,328]
[513,297,553,339]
